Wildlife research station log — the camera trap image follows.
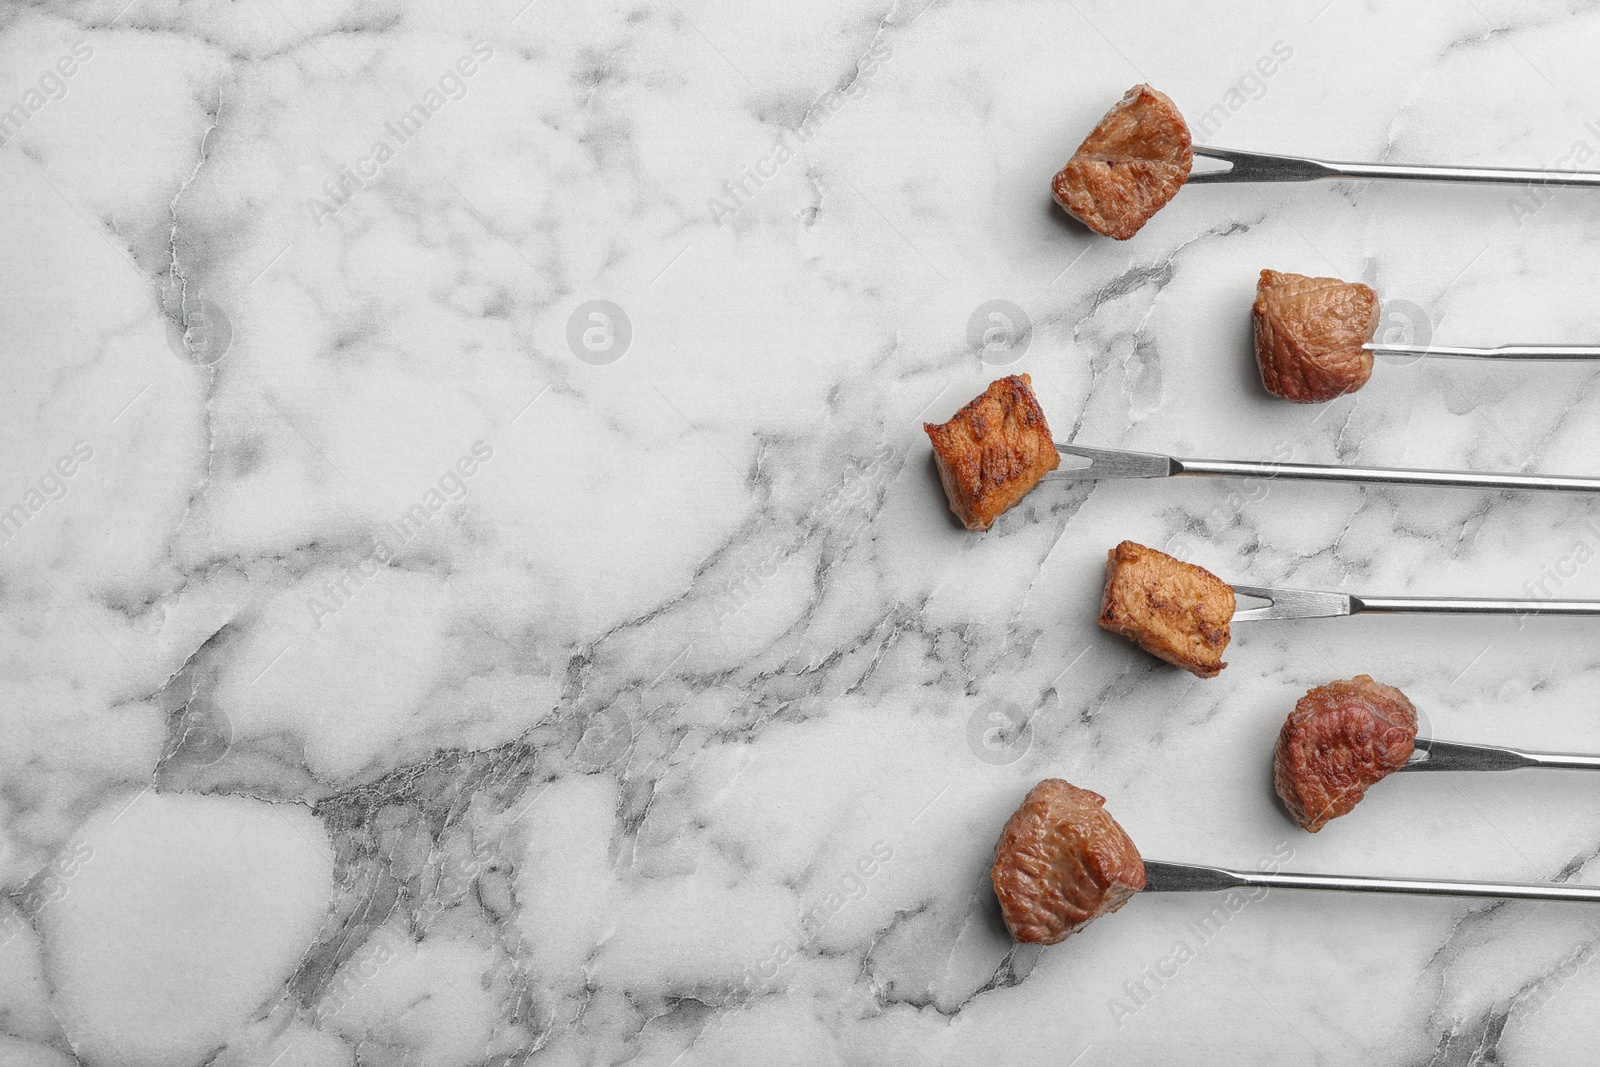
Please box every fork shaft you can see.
[1143,860,1600,903]
[1190,147,1600,188]
[1368,343,1600,361]
[1352,595,1600,616]
[1173,457,1600,493]
[1324,160,1600,187]
[1404,739,1600,773]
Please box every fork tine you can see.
[1229,584,1355,622]
[1187,147,1337,185]
[1049,444,1176,480]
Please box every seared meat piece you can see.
[924,374,1060,531]
[1052,84,1193,240]
[1274,675,1418,832]
[992,779,1146,945]
[1253,269,1381,403]
[1097,540,1235,678]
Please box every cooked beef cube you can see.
[1052,84,1193,240]
[1097,540,1235,678]
[1253,269,1381,403]
[924,374,1060,531]
[1274,675,1418,832]
[992,778,1146,945]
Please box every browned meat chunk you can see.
[1097,540,1234,678]
[924,374,1060,531]
[1052,84,1193,240]
[1274,675,1418,832]
[992,779,1146,945]
[1253,269,1381,403]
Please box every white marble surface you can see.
[6,0,1600,1063]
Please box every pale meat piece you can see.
[1052,84,1193,240]
[1274,675,1418,832]
[1253,269,1381,403]
[1097,540,1235,678]
[991,779,1146,945]
[924,374,1060,531]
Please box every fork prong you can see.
[1229,584,1355,622]
[1187,147,1338,185]
[1049,444,1176,480]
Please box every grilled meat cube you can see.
[924,374,1060,531]
[1097,540,1235,678]
[992,778,1146,945]
[1052,84,1193,240]
[1253,269,1381,403]
[1274,675,1418,832]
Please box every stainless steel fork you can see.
[1050,443,1600,495]
[1402,737,1600,773]
[1188,146,1600,189]
[1229,584,1600,622]
[1143,859,1600,904]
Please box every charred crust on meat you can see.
[924,375,1061,532]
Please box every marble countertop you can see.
[7,0,1600,1063]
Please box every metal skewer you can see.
[1186,146,1600,189]
[1051,444,1600,494]
[1142,859,1600,904]
[1365,343,1600,362]
[1402,738,1600,773]
[1229,585,1600,622]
